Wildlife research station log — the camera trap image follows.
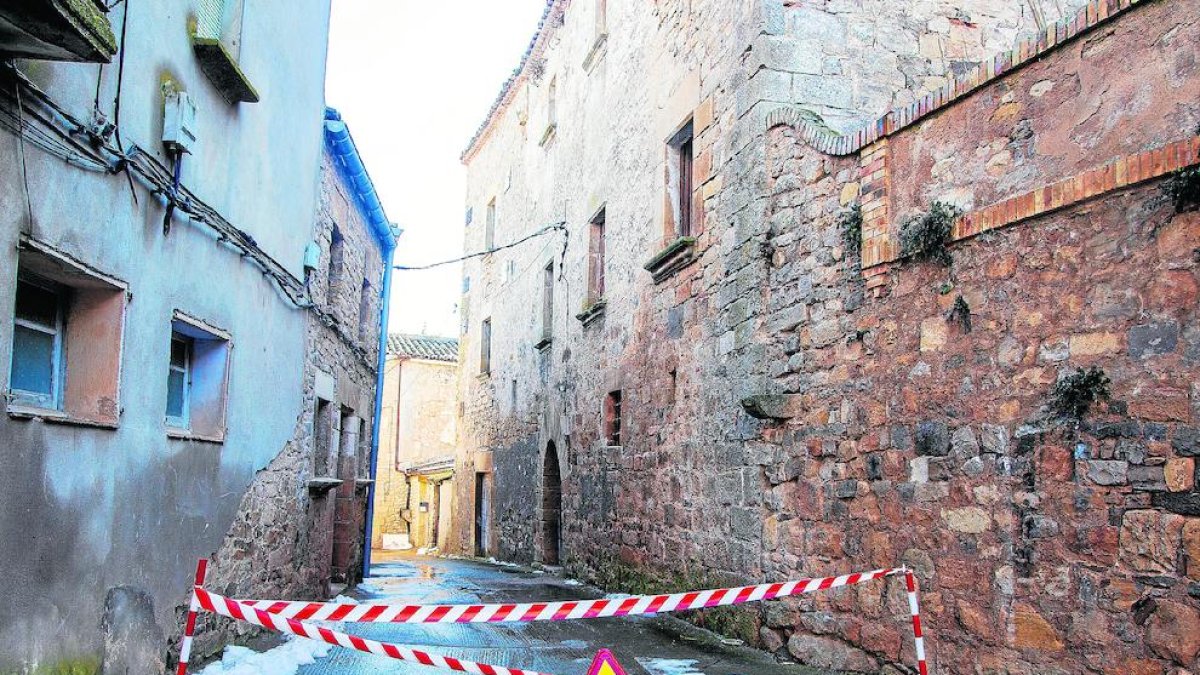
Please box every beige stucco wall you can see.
[371,356,459,549]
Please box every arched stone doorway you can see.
[541,442,562,565]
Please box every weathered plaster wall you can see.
[0,0,336,668]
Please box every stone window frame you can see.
[6,237,128,429]
[165,311,232,444]
[485,198,497,252]
[583,0,609,72]
[540,76,558,147]
[577,205,607,326]
[666,118,697,239]
[536,260,554,349]
[480,317,492,376]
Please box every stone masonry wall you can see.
[460,0,1198,672]
[456,0,1074,565]
[177,153,385,660]
[747,1,1199,671]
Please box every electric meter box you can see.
[162,92,198,152]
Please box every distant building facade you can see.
[373,334,460,552]
[0,2,394,671]
[458,0,1200,673]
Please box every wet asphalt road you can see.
[295,552,824,675]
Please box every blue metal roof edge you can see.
[323,107,397,254]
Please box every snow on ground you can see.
[196,594,357,675]
[636,657,705,675]
[486,557,521,568]
[196,638,331,675]
[562,579,583,586]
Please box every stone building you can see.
[372,334,460,552]
[0,2,394,671]
[458,0,1199,672]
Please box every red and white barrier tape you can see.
[175,559,208,675]
[238,567,904,623]
[177,560,931,675]
[905,570,930,675]
[197,588,552,675]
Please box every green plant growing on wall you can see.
[946,294,972,333]
[1048,366,1111,420]
[899,202,962,266]
[839,203,862,254]
[1161,165,1200,213]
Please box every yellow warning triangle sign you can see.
[585,649,628,675]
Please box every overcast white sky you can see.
[324,0,548,338]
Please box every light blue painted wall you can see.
[0,0,333,667]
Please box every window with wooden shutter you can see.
[588,208,606,303]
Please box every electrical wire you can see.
[112,0,137,205]
[11,68,35,235]
[393,222,567,271]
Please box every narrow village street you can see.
[1,0,1198,673]
[295,553,821,675]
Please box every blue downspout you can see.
[362,246,393,580]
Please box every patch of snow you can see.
[604,593,633,600]
[487,557,521,568]
[197,637,331,675]
[332,594,359,604]
[636,657,705,675]
[562,579,583,587]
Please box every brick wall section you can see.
[179,152,385,659]
[754,0,1200,670]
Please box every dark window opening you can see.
[358,278,372,343]
[542,442,562,565]
[604,390,622,446]
[328,225,345,294]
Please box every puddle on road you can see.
[637,658,705,675]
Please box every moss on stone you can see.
[60,0,118,56]
[8,655,103,675]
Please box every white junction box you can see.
[162,92,198,153]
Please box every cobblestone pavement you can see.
[295,552,825,675]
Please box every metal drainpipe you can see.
[361,245,394,580]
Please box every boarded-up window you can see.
[588,208,606,303]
